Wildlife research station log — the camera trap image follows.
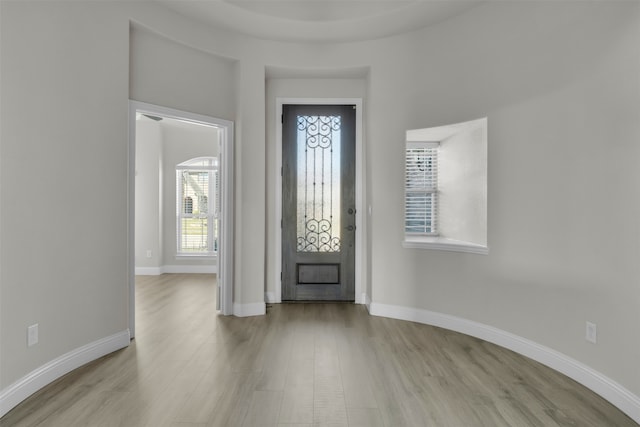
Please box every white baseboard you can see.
[358,292,367,305]
[364,293,372,312]
[135,266,163,275]
[369,302,640,424]
[163,265,217,274]
[233,302,266,317]
[264,292,278,303]
[135,265,217,275]
[0,330,130,418]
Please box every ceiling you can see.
[158,0,483,43]
[137,114,219,136]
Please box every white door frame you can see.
[275,98,365,304]
[128,101,235,337]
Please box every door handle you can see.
[346,225,356,231]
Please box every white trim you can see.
[163,265,217,274]
[128,102,136,337]
[176,165,217,170]
[265,292,277,303]
[407,141,440,149]
[217,118,235,315]
[134,265,217,275]
[129,100,235,325]
[175,254,217,259]
[402,236,489,255]
[363,293,371,312]
[134,267,164,276]
[369,302,640,424]
[233,302,266,317]
[275,98,365,304]
[176,156,218,169]
[0,330,130,418]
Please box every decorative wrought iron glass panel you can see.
[296,115,342,252]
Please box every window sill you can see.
[175,253,217,260]
[403,236,489,255]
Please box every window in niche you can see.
[403,118,488,255]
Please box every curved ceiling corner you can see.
[157,0,484,43]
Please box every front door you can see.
[282,104,356,301]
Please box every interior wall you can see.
[135,119,163,268]
[366,1,640,395]
[129,24,236,122]
[0,1,130,388]
[437,122,487,245]
[128,19,235,275]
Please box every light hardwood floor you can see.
[2,274,637,426]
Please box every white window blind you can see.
[405,142,438,235]
[176,157,218,255]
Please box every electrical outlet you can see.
[146,250,152,258]
[27,324,39,347]
[586,321,597,344]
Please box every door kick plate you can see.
[297,263,340,284]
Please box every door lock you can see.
[347,208,355,215]
[346,225,356,231]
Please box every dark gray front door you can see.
[282,104,356,301]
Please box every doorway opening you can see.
[282,104,356,301]
[275,98,364,304]
[128,101,234,337]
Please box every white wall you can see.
[135,119,163,269]
[129,21,232,276]
[368,3,640,399]
[129,24,236,121]
[1,0,639,419]
[438,120,487,246]
[1,1,130,390]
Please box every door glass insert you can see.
[296,115,341,252]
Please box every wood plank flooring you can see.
[2,274,637,426]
